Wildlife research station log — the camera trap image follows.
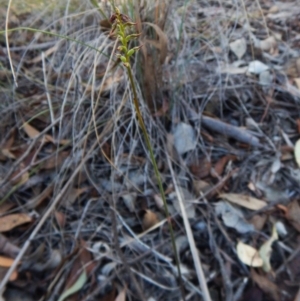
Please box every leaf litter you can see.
[1,0,300,300]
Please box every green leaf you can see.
[58,270,87,301]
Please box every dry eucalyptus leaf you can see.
[173,123,196,155]
[153,194,164,210]
[115,286,127,301]
[193,179,210,196]
[65,187,89,206]
[22,122,54,143]
[259,70,273,85]
[0,234,20,258]
[257,36,277,52]
[220,193,267,210]
[294,78,300,90]
[294,139,300,167]
[58,270,87,301]
[215,201,254,233]
[121,192,137,212]
[0,256,16,268]
[142,210,159,230]
[229,38,247,59]
[250,214,267,231]
[237,241,263,267]
[220,64,248,74]
[286,200,300,232]
[0,213,32,232]
[248,60,269,74]
[255,181,289,203]
[259,225,278,272]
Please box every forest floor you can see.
[0,1,300,300]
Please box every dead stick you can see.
[201,116,262,147]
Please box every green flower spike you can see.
[109,7,186,301]
[109,8,141,67]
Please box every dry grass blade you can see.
[167,156,212,301]
[143,22,168,64]
[0,102,123,290]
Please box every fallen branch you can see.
[201,116,262,147]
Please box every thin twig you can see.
[167,155,212,301]
[5,0,18,86]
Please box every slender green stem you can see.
[126,66,185,298]
[109,7,185,298]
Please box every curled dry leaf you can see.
[58,270,87,301]
[22,122,54,143]
[256,36,277,52]
[0,202,15,214]
[236,241,263,267]
[142,210,159,230]
[192,179,210,197]
[189,158,211,179]
[55,211,66,228]
[259,225,278,272]
[219,193,267,211]
[0,213,32,232]
[249,214,267,231]
[213,155,236,176]
[22,122,70,146]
